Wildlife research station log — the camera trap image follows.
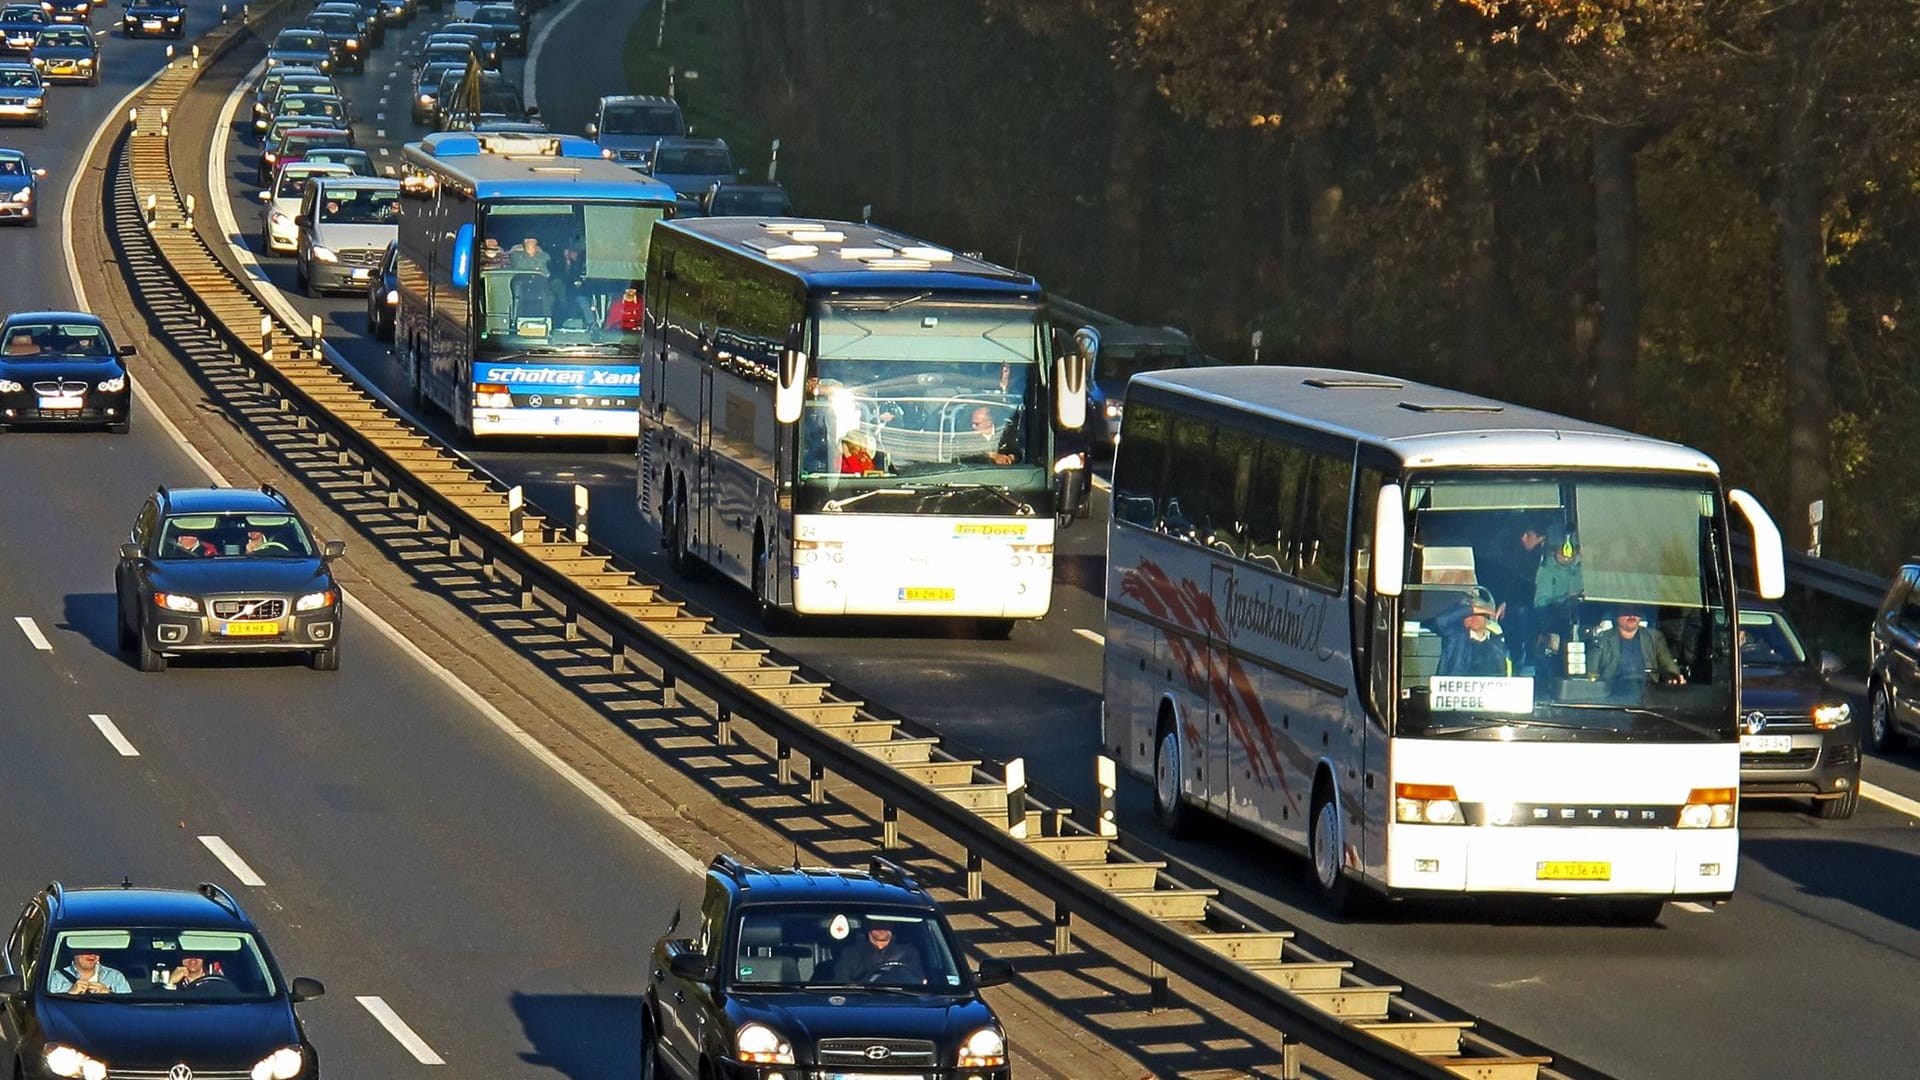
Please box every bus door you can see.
[694,328,716,556]
[1204,561,1235,812]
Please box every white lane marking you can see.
[357,996,447,1065]
[89,714,140,757]
[1862,780,1920,820]
[1674,901,1714,915]
[14,617,52,651]
[197,836,267,887]
[375,111,385,120]
[1074,628,1105,646]
[524,0,605,110]
[376,129,386,138]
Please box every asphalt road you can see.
[193,1,1920,1077]
[2,5,703,1075]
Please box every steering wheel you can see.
[862,959,918,985]
[184,974,232,991]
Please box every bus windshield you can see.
[1396,472,1735,743]
[795,297,1048,516]
[475,200,666,356]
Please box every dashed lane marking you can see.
[14,616,52,651]
[1074,628,1105,646]
[197,835,267,887]
[89,714,139,757]
[1862,780,1920,820]
[358,996,447,1065]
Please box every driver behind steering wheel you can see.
[167,955,218,990]
[830,922,923,985]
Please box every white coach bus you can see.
[1103,367,1786,918]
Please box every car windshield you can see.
[796,297,1049,515]
[1097,342,1198,384]
[709,188,790,217]
[276,32,327,51]
[423,44,469,61]
[417,63,462,89]
[316,186,398,224]
[730,904,966,993]
[280,97,344,121]
[309,13,354,32]
[0,69,36,88]
[0,153,25,175]
[38,29,89,46]
[283,133,352,157]
[437,73,522,115]
[1739,608,1809,667]
[2,7,44,21]
[601,103,680,135]
[44,928,277,1002]
[1,322,111,359]
[306,150,374,175]
[157,512,316,559]
[274,170,332,199]
[654,147,732,174]
[1395,472,1737,742]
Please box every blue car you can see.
[0,3,47,54]
[0,146,44,225]
[121,0,186,39]
[643,136,738,215]
[0,60,46,127]
[586,93,685,166]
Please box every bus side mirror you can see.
[1729,488,1786,600]
[1055,326,1095,431]
[774,326,807,425]
[1373,483,1405,597]
[450,222,474,289]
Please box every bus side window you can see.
[1295,453,1353,590]
[1206,426,1254,558]
[1244,438,1303,572]
[1111,399,1167,528]
[1162,415,1213,543]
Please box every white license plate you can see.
[1740,734,1793,754]
[350,268,371,280]
[37,396,82,410]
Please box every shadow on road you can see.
[512,992,645,1080]
[1744,836,1920,934]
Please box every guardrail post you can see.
[181,193,192,228]
[714,704,730,744]
[775,741,792,786]
[807,762,824,805]
[966,852,982,901]
[1005,758,1028,839]
[259,316,273,361]
[572,484,589,545]
[220,3,228,21]
[160,106,170,137]
[1051,904,1073,954]
[191,45,201,70]
[310,315,323,360]
[661,673,677,710]
[881,804,899,850]
[1147,958,1169,1011]
[143,193,157,227]
[507,485,525,545]
[1280,1038,1301,1080]
[1097,755,1118,838]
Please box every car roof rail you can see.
[45,881,65,909]
[197,882,243,919]
[260,481,287,503]
[155,483,169,500]
[867,856,923,894]
[711,852,753,888]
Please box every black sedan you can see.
[115,484,345,671]
[263,27,331,70]
[121,0,185,39]
[30,24,100,85]
[366,239,397,340]
[0,881,324,1080]
[1737,598,1861,818]
[46,0,97,23]
[0,311,131,431]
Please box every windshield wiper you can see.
[800,982,939,996]
[911,483,1034,516]
[822,488,916,513]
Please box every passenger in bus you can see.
[1592,605,1685,687]
[838,430,876,474]
[506,235,550,274]
[604,282,645,331]
[969,405,1017,465]
[548,241,590,326]
[479,236,509,270]
[1484,519,1549,652]
[1532,527,1583,637]
[1432,595,1511,677]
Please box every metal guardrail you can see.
[97,13,1587,1080]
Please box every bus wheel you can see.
[407,342,427,411]
[1152,718,1192,837]
[666,493,692,575]
[752,535,791,632]
[974,618,1015,640]
[1309,786,1359,916]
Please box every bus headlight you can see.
[957,1027,1008,1068]
[1812,703,1851,729]
[1678,787,1736,828]
[473,383,513,409]
[1395,783,1463,825]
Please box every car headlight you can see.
[346,37,358,47]
[418,92,433,104]
[295,589,336,612]
[1812,702,1852,729]
[958,1027,1008,1068]
[310,245,339,263]
[165,12,179,19]
[1104,401,1123,418]
[0,379,22,392]
[270,209,290,226]
[31,56,44,66]
[25,97,43,108]
[154,592,201,613]
[1394,783,1463,825]
[15,186,29,202]
[43,1044,108,1080]
[96,375,125,392]
[78,57,92,66]
[734,1023,794,1066]
[250,1047,305,1080]
[384,288,399,305]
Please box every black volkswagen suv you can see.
[1736,598,1860,817]
[113,484,345,672]
[647,856,1013,1080]
[0,882,324,1080]
[1869,559,1920,754]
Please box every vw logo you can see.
[864,1045,892,1061]
[169,1066,194,1080]
[1744,711,1767,735]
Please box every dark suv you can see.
[113,484,346,672]
[0,882,324,1080]
[1868,561,1920,754]
[647,856,1013,1080]
[1736,598,1860,817]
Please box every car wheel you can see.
[24,214,35,228]
[1869,684,1907,753]
[1152,716,1193,837]
[308,642,341,671]
[116,600,136,653]
[295,258,310,294]
[1310,783,1360,916]
[136,620,167,673]
[1814,787,1859,819]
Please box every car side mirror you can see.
[120,542,144,561]
[1819,651,1842,678]
[322,539,347,559]
[974,958,1013,987]
[736,166,748,177]
[583,120,596,137]
[295,214,311,227]
[0,973,21,1000]
[32,168,46,178]
[116,344,135,357]
[290,976,325,1002]
[667,951,708,981]
[257,190,273,202]
[525,104,538,117]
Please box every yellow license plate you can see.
[1536,861,1611,881]
[220,621,281,637]
[900,587,955,602]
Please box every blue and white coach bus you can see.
[1103,367,1787,920]
[638,218,1091,632]
[396,131,678,438]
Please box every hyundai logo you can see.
[1744,711,1768,735]
[169,1066,194,1080]
[864,1045,892,1061]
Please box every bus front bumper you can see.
[1386,823,1738,897]
[473,406,638,438]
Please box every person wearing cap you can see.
[1532,526,1584,640]
[1592,604,1685,687]
[838,429,876,474]
[1432,593,1512,678]
[479,235,509,270]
